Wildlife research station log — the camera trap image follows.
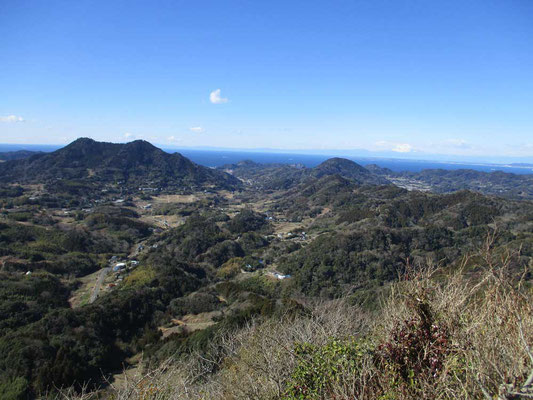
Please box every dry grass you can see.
[372,261,532,399]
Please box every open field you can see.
[159,311,222,338]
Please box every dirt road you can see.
[89,267,110,303]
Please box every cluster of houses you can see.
[270,231,307,241]
[107,256,140,285]
[242,259,265,273]
[267,271,291,280]
[264,214,295,223]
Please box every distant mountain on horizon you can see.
[509,163,533,167]
[368,164,533,199]
[0,138,242,190]
[0,150,42,161]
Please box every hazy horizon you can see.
[2,138,533,166]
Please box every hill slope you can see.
[220,157,389,189]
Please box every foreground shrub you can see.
[285,338,373,399]
[377,296,451,397]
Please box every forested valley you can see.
[0,139,531,399]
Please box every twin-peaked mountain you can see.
[0,138,241,190]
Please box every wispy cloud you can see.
[189,126,205,133]
[209,89,228,104]
[124,132,135,139]
[167,135,182,143]
[375,140,413,153]
[445,138,472,149]
[0,115,24,123]
[392,143,412,153]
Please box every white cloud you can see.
[189,126,205,133]
[375,140,413,153]
[167,135,182,143]
[0,115,24,123]
[445,138,471,149]
[209,89,228,104]
[392,143,412,153]
[124,132,134,139]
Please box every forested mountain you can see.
[0,138,241,190]
[311,157,389,184]
[220,157,389,190]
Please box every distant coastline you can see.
[1,143,532,175]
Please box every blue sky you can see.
[1,0,532,161]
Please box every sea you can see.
[1,144,532,175]
[171,149,533,175]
